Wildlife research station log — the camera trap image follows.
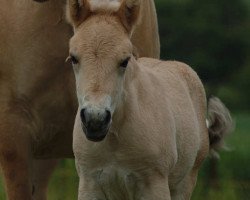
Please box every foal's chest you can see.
[82,144,144,199]
[90,165,142,200]
[79,133,166,199]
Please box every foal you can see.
[67,0,233,199]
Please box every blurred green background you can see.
[157,0,250,111]
[1,0,250,199]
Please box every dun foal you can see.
[67,0,233,199]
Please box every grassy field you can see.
[192,113,250,200]
[0,113,249,199]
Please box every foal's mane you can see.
[88,0,122,12]
[68,0,141,32]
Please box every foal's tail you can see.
[207,97,234,157]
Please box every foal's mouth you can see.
[81,122,110,142]
[86,133,107,142]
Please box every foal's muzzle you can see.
[80,108,111,142]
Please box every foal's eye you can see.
[120,57,130,68]
[69,55,79,65]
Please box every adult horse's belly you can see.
[29,67,77,159]
[13,26,77,158]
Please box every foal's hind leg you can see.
[32,159,58,200]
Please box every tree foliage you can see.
[155,0,250,110]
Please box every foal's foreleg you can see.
[141,177,171,200]
[77,176,107,200]
[0,112,33,200]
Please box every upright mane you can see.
[67,0,141,32]
[88,0,122,12]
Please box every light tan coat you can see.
[0,0,160,199]
[73,59,210,199]
[67,1,233,199]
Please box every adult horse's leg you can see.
[0,105,33,200]
[32,159,58,200]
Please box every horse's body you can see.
[73,59,209,199]
[67,0,233,199]
[0,0,160,199]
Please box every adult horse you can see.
[0,0,160,199]
[67,0,233,199]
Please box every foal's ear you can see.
[66,0,91,27]
[118,0,141,33]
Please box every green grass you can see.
[0,114,249,199]
[192,113,250,200]
[47,160,78,200]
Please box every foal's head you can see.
[67,0,140,142]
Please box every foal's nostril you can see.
[80,108,87,126]
[104,110,111,125]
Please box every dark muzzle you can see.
[80,108,111,142]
